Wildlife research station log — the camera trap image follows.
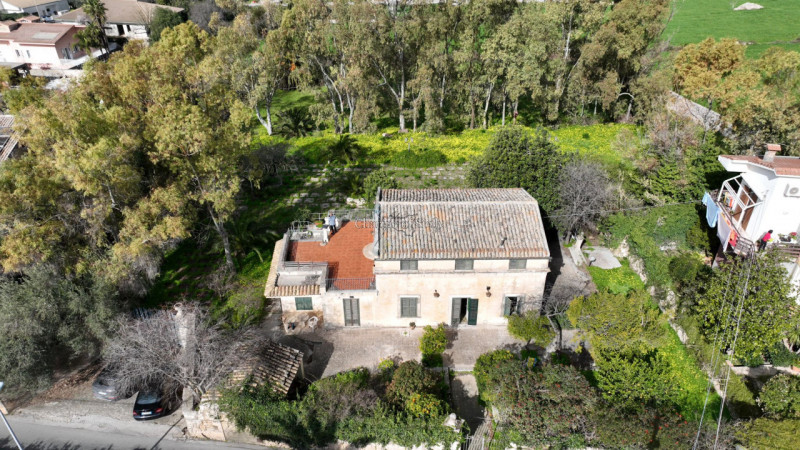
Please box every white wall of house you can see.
[277,258,549,328]
[0,0,69,15]
[719,159,800,240]
[103,23,149,41]
[0,38,84,68]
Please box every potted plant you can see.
[409,321,416,330]
[313,220,323,228]
[791,232,798,243]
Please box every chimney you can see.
[0,21,20,33]
[764,144,781,162]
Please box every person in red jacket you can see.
[758,230,773,251]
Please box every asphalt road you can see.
[0,416,271,450]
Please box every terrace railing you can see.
[326,277,376,291]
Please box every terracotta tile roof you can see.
[288,221,374,279]
[377,188,549,260]
[226,340,303,396]
[720,155,800,176]
[380,188,534,202]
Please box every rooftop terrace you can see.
[264,219,376,297]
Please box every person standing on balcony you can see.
[759,230,773,251]
[327,212,337,234]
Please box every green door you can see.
[451,298,461,327]
[467,298,478,325]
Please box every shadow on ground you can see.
[450,374,484,433]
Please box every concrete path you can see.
[444,326,525,371]
[585,247,621,269]
[450,374,484,433]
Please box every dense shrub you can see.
[363,169,399,203]
[390,149,447,168]
[473,349,516,403]
[668,252,706,286]
[592,403,699,449]
[506,312,556,344]
[385,361,442,406]
[736,418,800,449]
[486,360,597,448]
[588,259,645,294]
[766,341,800,367]
[468,126,567,212]
[221,366,459,449]
[758,374,800,418]
[419,324,447,356]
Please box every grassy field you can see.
[664,0,800,57]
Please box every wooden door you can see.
[451,298,462,327]
[467,298,478,325]
[343,297,360,326]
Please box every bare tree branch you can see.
[104,303,262,404]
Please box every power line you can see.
[715,251,756,448]
[692,256,739,449]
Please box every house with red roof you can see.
[0,20,87,69]
[264,189,551,328]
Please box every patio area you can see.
[276,325,527,380]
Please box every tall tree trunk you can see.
[482,82,494,129]
[439,73,446,109]
[208,204,235,272]
[255,105,272,135]
[501,92,506,126]
[513,101,518,124]
[347,94,354,134]
[469,84,476,129]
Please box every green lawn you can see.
[664,0,800,56]
[255,123,638,169]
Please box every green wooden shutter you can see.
[295,297,313,310]
[467,298,478,325]
[503,297,512,316]
[400,297,417,318]
[451,298,461,326]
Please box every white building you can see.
[0,21,87,69]
[57,0,183,41]
[705,144,800,293]
[265,189,551,328]
[0,0,69,16]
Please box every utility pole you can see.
[0,382,24,450]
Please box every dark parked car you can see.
[132,385,181,421]
[92,367,133,401]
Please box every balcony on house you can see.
[268,210,376,295]
[710,174,763,255]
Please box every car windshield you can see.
[137,391,160,404]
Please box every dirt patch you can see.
[33,359,104,404]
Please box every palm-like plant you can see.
[328,134,363,165]
[81,0,110,54]
[277,107,315,138]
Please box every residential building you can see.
[0,21,87,69]
[0,0,69,16]
[57,0,184,42]
[704,144,800,293]
[265,188,551,328]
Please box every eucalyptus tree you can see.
[452,0,517,129]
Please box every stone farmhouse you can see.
[265,188,551,328]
